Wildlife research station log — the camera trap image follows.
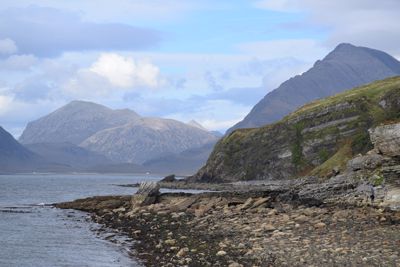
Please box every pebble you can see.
[216,250,227,256]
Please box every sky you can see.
[1,0,400,137]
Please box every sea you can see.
[0,173,171,267]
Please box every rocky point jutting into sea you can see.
[56,77,400,266]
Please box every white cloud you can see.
[254,0,400,55]
[89,53,162,88]
[62,70,114,98]
[0,38,17,55]
[0,94,13,115]
[0,54,37,71]
[167,99,252,132]
[0,0,203,23]
[254,0,297,12]
[236,39,327,62]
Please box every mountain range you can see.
[228,43,400,133]
[3,43,400,175]
[18,101,219,172]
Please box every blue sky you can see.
[0,0,399,137]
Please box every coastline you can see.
[56,185,400,266]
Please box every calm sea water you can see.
[0,173,163,267]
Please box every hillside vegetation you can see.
[191,76,400,182]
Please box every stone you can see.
[170,197,198,212]
[165,239,176,246]
[262,223,276,231]
[347,154,384,171]
[238,197,254,211]
[176,247,189,258]
[251,197,270,209]
[131,182,160,208]
[314,222,326,228]
[369,123,400,157]
[228,262,244,267]
[160,174,177,183]
[294,214,309,223]
[216,250,227,256]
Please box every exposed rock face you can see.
[131,182,160,207]
[19,100,218,164]
[369,123,400,156]
[190,77,400,182]
[347,154,385,172]
[19,100,139,145]
[228,43,400,133]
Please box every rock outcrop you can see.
[191,76,400,183]
[228,43,400,133]
[130,182,160,207]
[369,123,400,157]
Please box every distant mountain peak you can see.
[187,120,208,131]
[19,101,140,145]
[334,42,356,50]
[227,43,400,133]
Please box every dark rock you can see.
[160,174,177,183]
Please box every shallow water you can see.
[0,173,162,267]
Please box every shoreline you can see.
[56,186,400,266]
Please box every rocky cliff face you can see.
[191,76,400,182]
[228,43,400,133]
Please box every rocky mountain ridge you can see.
[19,100,219,165]
[228,43,400,133]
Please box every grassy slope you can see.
[204,76,400,181]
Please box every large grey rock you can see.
[347,154,385,171]
[228,43,400,133]
[369,123,400,157]
[131,182,160,207]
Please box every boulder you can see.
[160,174,177,183]
[131,181,160,208]
[347,154,384,171]
[369,123,400,157]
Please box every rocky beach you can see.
[56,182,400,267]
